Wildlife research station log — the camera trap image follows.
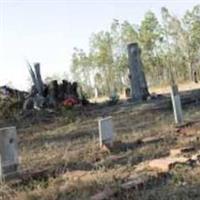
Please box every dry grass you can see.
[2,88,200,199]
[90,81,200,103]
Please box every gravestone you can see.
[127,43,149,101]
[0,127,19,178]
[98,116,115,147]
[0,155,2,182]
[170,85,183,125]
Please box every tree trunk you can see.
[34,63,44,96]
[127,43,149,101]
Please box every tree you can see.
[183,5,200,81]
[89,31,115,94]
[70,5,200,97]
[139,11,162,83]
[71,48,94,96]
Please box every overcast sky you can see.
[0,0,199,90]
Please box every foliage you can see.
[71,5,200,97]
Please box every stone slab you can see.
[141,136,164,144]
[98,116,115,147]
[148,157,189,172]
[170,146,195,157]
[91,187,114,200]
[121,173,149,190]
[0,127,19,177]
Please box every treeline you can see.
[71,6,200,97]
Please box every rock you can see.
[59,182,70,193]
[90,187,114,200]
[121,171,167,191]
[63,170,88,181]
[148,157,190,172]
[108,155,126,162]
[121,173,149,190]
[191,152,200,162]
[135,161,149,172]
[141,136,164,144]
[100,144,111,153]
[170,146,195,157]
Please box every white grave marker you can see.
[98,116,115,147]
[170,85,183,125]
[0,155,2,182]
[0,126,19,177]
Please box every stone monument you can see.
[127,43,149,101]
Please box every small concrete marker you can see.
[98,116,115,147]
[170,84,183,125]
[0,126,19,179]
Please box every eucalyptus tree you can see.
[182,5,200,81]
[139,11,162,84]
[70,5,200,97]
[71,48,94,96]
[89,31,115,95]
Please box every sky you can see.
[0,0,199,90]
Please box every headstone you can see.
[0,127,19,178]
[0,155,2,182]
[170,85,183,125]
[127,43,149,101]
[98,116,115,147]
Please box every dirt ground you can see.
[1,83,200,200]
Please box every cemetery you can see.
[1,41,200,200]
[1,3,200,199]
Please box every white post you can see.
[170,85,183,125]
[94,87,99,99]
[0,155,2,182]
